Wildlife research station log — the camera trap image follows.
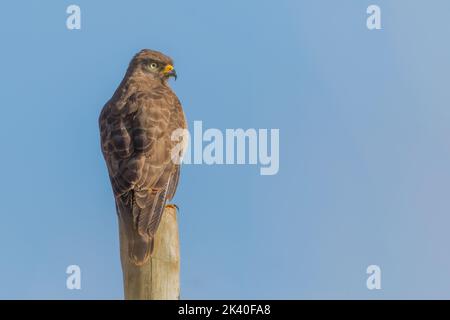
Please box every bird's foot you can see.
[165,204,179,212]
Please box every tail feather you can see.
[129,235,154,266]
[137,188,164,236]
[117,195,154,266]
[147,186,168,235]
[117,182,170,266]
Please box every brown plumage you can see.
[99,49,187,265]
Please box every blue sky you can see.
[1,0,450,299]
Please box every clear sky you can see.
[1,0,450,299]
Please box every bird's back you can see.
[99,59,186,265]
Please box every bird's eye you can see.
[149,62,158,69]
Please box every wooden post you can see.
[118,206,180,300]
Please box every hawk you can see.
[99,49,187,265]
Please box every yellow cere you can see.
[164,65,174,73]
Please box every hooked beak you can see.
[163,64,177,81]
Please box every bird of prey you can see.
[99,49,187,265]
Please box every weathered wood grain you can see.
[119,206,180,300]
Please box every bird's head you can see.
[130,49,177,82]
